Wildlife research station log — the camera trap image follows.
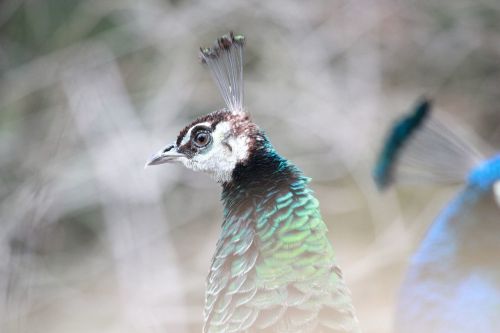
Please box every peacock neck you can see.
[221,140,308,221]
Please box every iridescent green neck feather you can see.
[204,137,360,333]
[145,31,360,333]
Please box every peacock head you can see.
[146,109,262,183]
[146,32,265,183]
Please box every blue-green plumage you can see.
[205,136,360,333]
[468,155,500,190]
[373,98,431,189]
[147,32,360,333]
[395,154,500,333]
[374,99,500,333]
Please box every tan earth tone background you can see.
[1,1,499,332]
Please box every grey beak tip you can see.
[144,145,181,169]
[145,153,162,168]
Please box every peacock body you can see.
[374,99,500,333]
[147,33,360,333]
[396,154,500,333]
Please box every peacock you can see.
[374,98,500,333]
[146,33,360,333]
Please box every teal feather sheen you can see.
[203,141,360,333]
[373,98,431,189]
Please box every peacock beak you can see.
[145,144,184,167]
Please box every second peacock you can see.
[146,33,360,333]
[374,99,500,333]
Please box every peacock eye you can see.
[193,131,211,147]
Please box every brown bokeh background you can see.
[1,1,499,332]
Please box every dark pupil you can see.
[195,132,208,145]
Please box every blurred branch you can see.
[63,45,188,332]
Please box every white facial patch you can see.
[494,180,500,207]
[180,121,250,183]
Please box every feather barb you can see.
[200,32,245,114]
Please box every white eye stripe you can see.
[177,119,250,183]
[180,122,212,146]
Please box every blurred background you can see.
[1,0,499,332]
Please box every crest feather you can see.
[200,32,245,114]
[373,97,485,190]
